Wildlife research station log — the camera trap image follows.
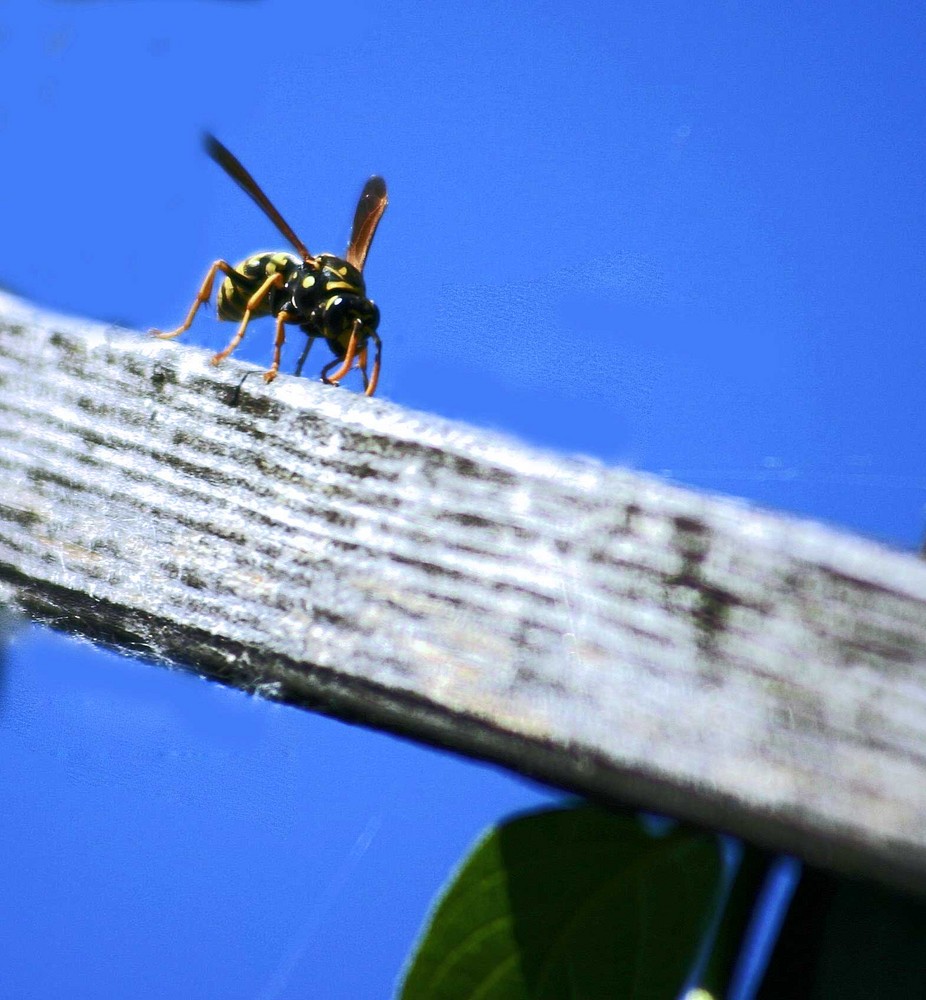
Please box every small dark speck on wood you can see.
[2,292,926,893]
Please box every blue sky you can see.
[1,2,924,996]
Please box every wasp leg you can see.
[320,357,343,384]
[364,332,382,397]
[294,335,318,378]
[322,321,360,385]
[151,260,240,339]
[263,309,294,383]
[211,271,284,367]
[356,346,369,392]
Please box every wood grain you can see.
[2,292,926,891]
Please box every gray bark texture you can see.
[2,292,926,892]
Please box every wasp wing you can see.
[346,176,388,271]
[204,134,314,264]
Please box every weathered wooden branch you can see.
[2,292,926,892]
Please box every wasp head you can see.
[314,293,380,342]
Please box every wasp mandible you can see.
[152,135,388,396]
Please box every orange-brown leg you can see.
[364,332,382,397]
[211,272,284,367]
[322,321,360,385]
[263,310,294,383]
[150,260,239,340]
[320,356,345,383]
[356,346,369,390]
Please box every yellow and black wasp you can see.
[152,135,387,395]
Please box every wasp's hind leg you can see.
[211,271,285,369]
[150,260,240,340]
[263,307,295,383]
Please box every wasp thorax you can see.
[291,256,361,308]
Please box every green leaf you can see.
[399,804,723,1000]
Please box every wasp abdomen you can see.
[217,251,300,321]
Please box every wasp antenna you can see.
[204,133,315,264]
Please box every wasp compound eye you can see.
[357,298,380,332]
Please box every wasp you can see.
[152,135,388,395]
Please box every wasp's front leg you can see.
[150,260,240,340]
[364,332,382,397]
[321,321,361,385]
